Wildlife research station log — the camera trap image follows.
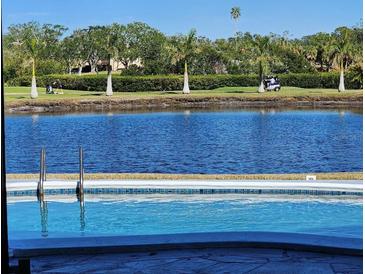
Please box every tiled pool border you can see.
[7,187,362,196]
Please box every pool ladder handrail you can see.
[37,148,46,199]
[76,146,84,197]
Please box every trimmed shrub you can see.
[8,72,361,91]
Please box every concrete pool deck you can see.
[6,179,363,194]
[9,232,363,273]
[18,246,363,274]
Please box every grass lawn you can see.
[4,86,363,103]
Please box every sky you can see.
[2,0,363,39]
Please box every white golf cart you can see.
[264,76,281,91]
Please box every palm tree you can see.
[97,24,121,96]
[105,25,119,96]
[29,38,40,98]
[168,29,197,94]
[230,7,241,35]
[12,29,43,99]
[329,27,354,92]
[8,22,66,98]
[182,29,197,94]
[252,35,273,93]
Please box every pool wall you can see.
[10,232,363,258]
[6,180,363,196]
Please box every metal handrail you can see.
[77,146,84,196]
[37,148,46,199]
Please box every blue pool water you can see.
[7,196,362,239]
[5,109,363,174]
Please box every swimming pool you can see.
[7,195,362,239]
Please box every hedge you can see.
[8,72,361,91]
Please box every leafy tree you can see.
[119,22,169,74]
[86,26,106,73]
[191,38,224,74]
[302,32,333,71]
[60,35,81,74]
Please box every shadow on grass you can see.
[80,93,104,96]
[224,91,258,94]
[159,91,180,95]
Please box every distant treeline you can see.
[3,21,363,84]
[10,72,362,91]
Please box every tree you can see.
[98,24,123,96]
[250,35,275,92]
[302,32,333,71]
[7,22,66,98]
[168,29,197,93]
[60,36,80,74]
[75,26,105,74]
[60,29,89,75]
[230,7,241,35]
[330,27,354,92]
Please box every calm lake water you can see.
[5,108,363,174]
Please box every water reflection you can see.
[31,114,39,123]
[39,200,48,237]
[6,106,363,117]
[78,194,86,234]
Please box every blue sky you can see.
[3,0,362,39]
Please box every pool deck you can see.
[14,246,363,274]
[9,232,363,273]
[6,179,363,193]
[22,248,363,274]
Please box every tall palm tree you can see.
[329,27,354,92]
[230,7,241,35]
[105,25,120,96]
[12,30,43,99]
[96,24,121,96]
[29,38,40,98]
[168,30,197,94]
[9,22,66,98]
[182,29,197,94]
[252,35,273,93]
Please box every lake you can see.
[5,108,363,174]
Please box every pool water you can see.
[5,109,363,174]
[7,195,362,239]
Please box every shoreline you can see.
[5,95,363,113]
[6,172,363,181]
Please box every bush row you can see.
[8,72,361,91]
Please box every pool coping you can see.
[6,179,363,196]
[9,232,363,258]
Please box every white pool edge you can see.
[6,179,364,192]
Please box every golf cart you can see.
[264,76,281,91]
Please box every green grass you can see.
[4,86,362,103]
